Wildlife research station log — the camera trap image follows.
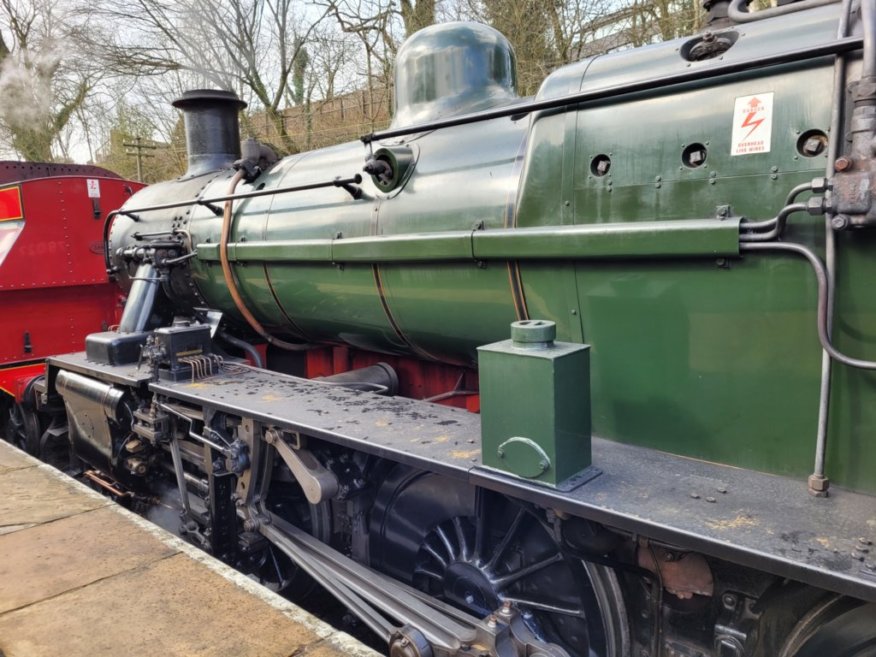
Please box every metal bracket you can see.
[197,199,224,216]
[263,428,339,504]
[712,592,759,657]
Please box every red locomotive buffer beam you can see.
[0,167,144,403]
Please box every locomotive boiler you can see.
[35,0,876,655]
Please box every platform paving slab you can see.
[0,465,107,530]
[0,505,177,614]
[0,447,36,475]
[0,441,378,657]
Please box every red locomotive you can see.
[0,162,144,455]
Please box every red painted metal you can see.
[304,345,480,411]
[0,187,23,222]
[0,362,44,401]
[0,161,123,185]
[0,164,144,403]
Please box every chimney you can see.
[172,89,247,178]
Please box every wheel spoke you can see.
[269,546,287,588]
[473,491,488,564]
[452,517,470,562]
[423,541,449,568]
[502,596,586,618]
[492,552,564,590]
[435,524,457,561]
[486,506,527,571]
[414,566,444,582]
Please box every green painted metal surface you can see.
[108,5,876,493]
[479,321,591,485]
[197,219,741,263]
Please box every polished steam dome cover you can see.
[392,22,518,128]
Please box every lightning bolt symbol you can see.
[741,111,764,140]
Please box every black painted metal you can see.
[208,453,239,562]
[172,90,247,178]
[121,360,876,604]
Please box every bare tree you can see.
[0,0,95,161]
[316,0,437,127]
[464,0,553,95]
[318,0,396,99]
[282,25,361,149]
[91,95,184,181]
[90,0,328,153]
[621,0,704,48]
[399,0,436,35]
[545,0,622,64]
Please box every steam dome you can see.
[392,22,518,128]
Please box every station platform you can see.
[0,441,378,657]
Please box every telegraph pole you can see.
[123,136,157,182]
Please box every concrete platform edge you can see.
[2,445,379,657]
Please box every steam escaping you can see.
[0,46,62,137]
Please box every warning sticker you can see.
[86,178,101,198]
[731,92,774,156]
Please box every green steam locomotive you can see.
[32,0,876,654]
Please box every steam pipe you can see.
[864,0,876,78]
[811,0,854,494]
[217,330,264,368]
[740,242,876,370]
[115,175,364,218]
[784,182,816,206]
[738,203,809,240]
[739,184,814,232]
[118,263,159,333]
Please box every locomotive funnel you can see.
[172,89,247,178]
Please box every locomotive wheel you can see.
[781,599,876,657]
[252,480,332,596]
[2,401,41,456]
[370,469,629,657]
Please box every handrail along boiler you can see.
[36,1,876,655]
